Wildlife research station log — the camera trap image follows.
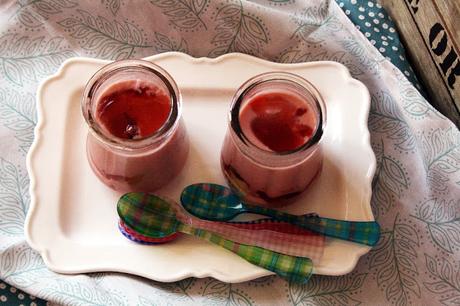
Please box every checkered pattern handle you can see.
[176,211,325,262]
[177,223,313,284]
[249,205,381,246]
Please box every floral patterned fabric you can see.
[0,0,459,305]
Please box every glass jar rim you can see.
[81,59,181,151]
[229,71,327,157]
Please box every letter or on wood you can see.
[380,0,460,126]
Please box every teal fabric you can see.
[0,281,45,306]
[337,0,424,93]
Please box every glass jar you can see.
[220,72,326,207]
[81,59,189,192]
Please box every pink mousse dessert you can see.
[81,60,189,192]
[221,72,326,207]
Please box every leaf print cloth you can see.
[0,0,459,305]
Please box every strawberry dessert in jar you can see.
[221,72,326,207]
[82,60,189,192]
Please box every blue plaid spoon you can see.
[180,183,380,246]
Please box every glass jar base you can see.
[221,160,322,207]
[86,131,189,193]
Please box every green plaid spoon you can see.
[117,192,313,283]
[180,183,381,246]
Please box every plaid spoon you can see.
[117,192,314,283]
[181,183,381,246]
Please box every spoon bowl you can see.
[118,192,179,237]
[118,220,180,243]
[181,183,246,221]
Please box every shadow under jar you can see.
[221,72,326,207]
[82,60,189,192]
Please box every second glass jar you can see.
[220,72,326,207]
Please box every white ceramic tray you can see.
[25,52,376,283]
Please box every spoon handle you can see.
[247,204,380,246]
[177,223,313,283]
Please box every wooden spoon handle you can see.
[177,223,313,283]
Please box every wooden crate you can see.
[381,0,460,126]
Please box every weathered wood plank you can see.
[380,0,460,127]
